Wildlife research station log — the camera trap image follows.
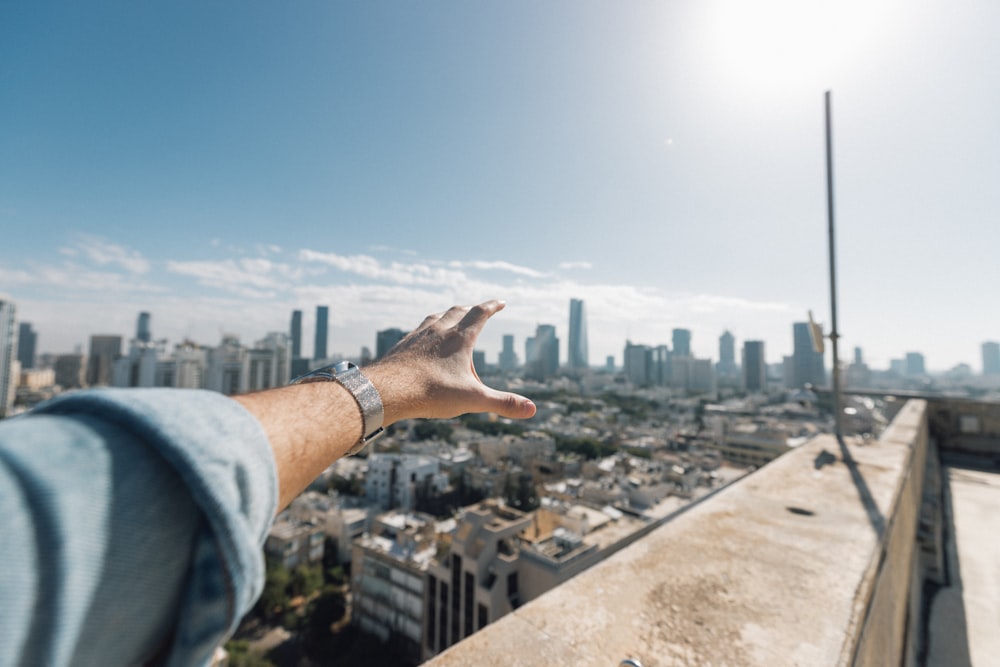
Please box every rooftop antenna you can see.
[825,90,844,441]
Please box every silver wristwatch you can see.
[290,361,385,455]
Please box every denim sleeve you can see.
[0,388,278,667]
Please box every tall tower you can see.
[743,340,766,393]
[87,335,123,386]
[0,300,17,416]
[376,328,407,360]
[498,334,518,372]
[567,298,589,370]
[17,322,37,370]
[525,324,559,380]
[290,310,302,360]
[791,322,825,388]
[136,312,151,343]
[717,330,737,380]
[672,328,692,357]
[982,342,1000,376]
[314,305,329,361]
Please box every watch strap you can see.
[290,361,385,455]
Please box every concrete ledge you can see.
[426,400,929,667]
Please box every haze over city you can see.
[2,1,998,371]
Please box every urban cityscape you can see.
[2,293,999,665]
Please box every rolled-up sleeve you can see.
[0,388,278,667]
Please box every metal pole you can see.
[825,90,843,441]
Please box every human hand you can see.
[365,300,536,423]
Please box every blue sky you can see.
[2,0,998,371]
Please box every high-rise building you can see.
[205,335,249,395]
[525,325,558,381]
[136,312,151,343]
[290,310,302,359]
[717,330,738,381]
[567,299,589,370]
[87,335,123,386]
[54,354,86,390]
[0,300,16,416]
[624,342,652,387]
[17,322,36,370]
[498,334,518,372]
[672,329,692,358]
[982,342,1000,376]
[905,352,926,377]
[791,322,825,389]
[248,332,292,391]
[743,341,766,392]
[377,328,407,360]
[854,346,864,365]
[314,306,329,361]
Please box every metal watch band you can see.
[290,361,385,455]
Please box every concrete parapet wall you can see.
[426,400,930,667]
[927,398,1000,462]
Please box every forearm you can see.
[233,300,536,511]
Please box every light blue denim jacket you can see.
[0,388,278,666]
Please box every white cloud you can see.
[166,258,304,298]
[298,249,470,287]
[448,260,548,278]
[74,236,151,274]
[557,261,593,270]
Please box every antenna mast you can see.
[825,91,843,441]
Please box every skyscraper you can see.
[290,310,302,359]
[525,324,559,381]
[672,329,692,358]
[137,312,152,343]
[87,335,123,386]
[567,298,589,370]
[717,330,737,380]
[17,322,37,370]
[314,305,329,361]
[498,334,518,372]
[905,352,926,377]
[791,322,825,389]
[743,341,766,392]
[624,341,652,387]
[982,342,1000,376]
[377,328,407,360]
[0,300,17,416]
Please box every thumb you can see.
[478,387,536,420]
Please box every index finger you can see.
[456,300,505,334]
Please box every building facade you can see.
[87,335,123,387]
[743,340,766,392]
[377,328,407,360]
[791,322,825,389]
[314,305,329,361]
[983,341,1000,376]
[567,298,589,371]
[0,301,16,416]
[17,322,36,370]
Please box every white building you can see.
[205,336,249,395]
[366,454,449,511]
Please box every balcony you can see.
[424,396,1000,666]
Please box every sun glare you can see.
[705,0,894,95]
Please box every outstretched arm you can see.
[233,299,536,509]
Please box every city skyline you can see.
[3,2,1000,372]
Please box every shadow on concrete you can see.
[835,436,886,538]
